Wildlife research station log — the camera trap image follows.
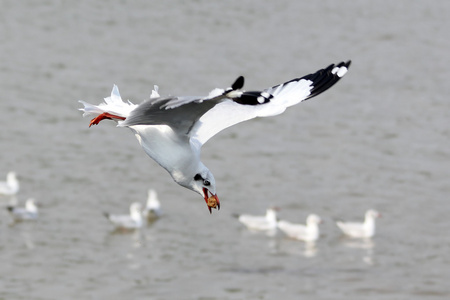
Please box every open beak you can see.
[203,188,220,213]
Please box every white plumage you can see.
[143,188,162,220]
[238,208,278,231]
[278,214,322,242]
[104,202,143,230]
[0,171,19,196]
[79,62,350,213]
[336,209,381,238]
[7,198,38,221]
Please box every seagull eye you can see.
[203,179,210,186]
[194,174,202,181]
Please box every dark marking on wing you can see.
[233,91,273,105]
[231,76,245,90]
[230,61,351,106]
[297,60,351,101]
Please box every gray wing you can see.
[119,76,245,134]
[119,96,221,135]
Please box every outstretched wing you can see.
[121,61,350,147]
[119,76,245,133]
[190,61,351,146]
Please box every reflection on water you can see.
[105,227,145,248]
[341,237,375,250]
[20,231,36,250]
[7,223,37,250]
[103,228,146,272]
[341,237,375,266]
[277,238,319,258]
[126,252,142,271]
[303,241,318,258]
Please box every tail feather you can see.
[78,100,106,117]
[78,85,138,120]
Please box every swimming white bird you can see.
[104,202,143,230]
[143,188,162,220]
[79,62,351,213]
[238,208,278,231]
[0,172,19,196]
[7,198,38,221]
[336,209,381,238]
[278,214,322,242]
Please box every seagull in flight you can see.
[79,61,351,213]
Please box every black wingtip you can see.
[231,76,245,90]
[302,60,351,100]
[343,60,352,68]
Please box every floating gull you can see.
[143,188,162,220]
[278,214,322,242]
[79,62,350,213]
[237,207,278,231]
[7,198,38,221]
[336,209,381,238]
[0,172,19,196]
[104,202,143,230]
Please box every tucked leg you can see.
[89,112,126,127]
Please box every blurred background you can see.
[0,1,449,299]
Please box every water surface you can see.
[1,1,449,299]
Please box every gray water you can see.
[1,1,450,299]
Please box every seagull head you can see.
[170,162,219,213]
[306,214,322,225]
[25,198,38,213]
[365,209,381,220]
[7,171,17,182]
[191,169,219,213]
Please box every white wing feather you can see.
[190,78,314,146]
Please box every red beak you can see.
[203,188,220,213]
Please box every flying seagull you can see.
[79,61,351,213]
